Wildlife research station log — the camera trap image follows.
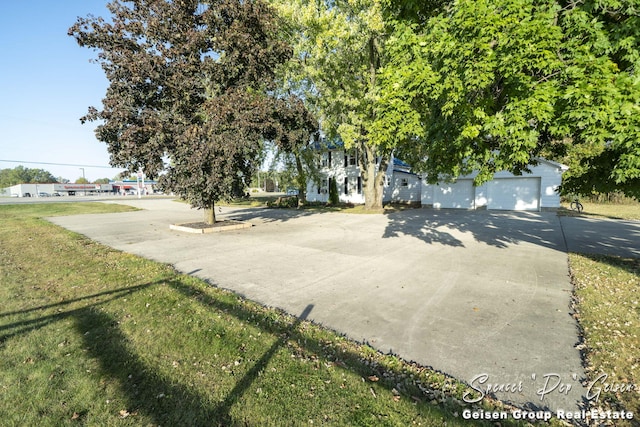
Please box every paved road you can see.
[0,194,173,205]
[560,216,640,258]
[47,199,638,411]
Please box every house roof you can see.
[534,157,570,171]
[393,158,410,168]
[309,138,344,151]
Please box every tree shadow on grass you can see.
[212,304,314,426]
[164,279,481,426]
[0,284,151,320]
[0,284,151,347]
[573,252,640,277]
[75,306,221,425]
[0,271,508,426]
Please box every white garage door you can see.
[487,178,541,211]
[433,179,474,209]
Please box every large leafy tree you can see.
[267,95,319,202]
[270,0,396,210]
[0,166,58,187]
[381,0,640,198]
[70,0,315,223]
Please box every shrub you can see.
[328,178,339,205]
[267,196,298,208]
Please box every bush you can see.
[267,195,299,208]
[328,178,339,205]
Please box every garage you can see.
[487,177,541,211]
[433,179,475,209]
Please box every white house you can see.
[305,142,421,205]
[421,158,568,211]
[304,141,567,211]
[305,145,365,204]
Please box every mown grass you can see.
[0,203,528,426]
[560,200,640,220]
[569,254,640,426]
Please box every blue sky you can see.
[0,1,127,182]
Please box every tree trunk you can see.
[359,36,387,211]
[204,200,216,224]
[360,143,387,211]
[295,153,306,206]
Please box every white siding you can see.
[307,152,566,210]
[420,159,566,210]
[305,149,366,204]
[387,172,421,204]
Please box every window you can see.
[319,179,328,194]
[401,178,409,187]
[344,150,358,167]
[357,176,362,194]
[344,177,348,194]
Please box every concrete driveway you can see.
[560,215,640,258]
[49,199,607,411]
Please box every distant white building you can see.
[5,183,113,197]
[4,179,159,197]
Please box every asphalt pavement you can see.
[47,198,639,412]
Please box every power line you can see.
[0,159,119,169]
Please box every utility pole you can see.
[79,168,86,196]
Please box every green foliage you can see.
[570,253,640,423]
[262,96,319,201]
[382,0,640,197]
[75,177,89,184]
[270,0,394,209]
[0,166,58,187]
[266,195,299,208]
[69,0,315,221]
[264,140,321,202]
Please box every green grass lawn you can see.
[562,201,640,424]
[560,200,640,220]
[569,254,640,426]
[0,203,521,426]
